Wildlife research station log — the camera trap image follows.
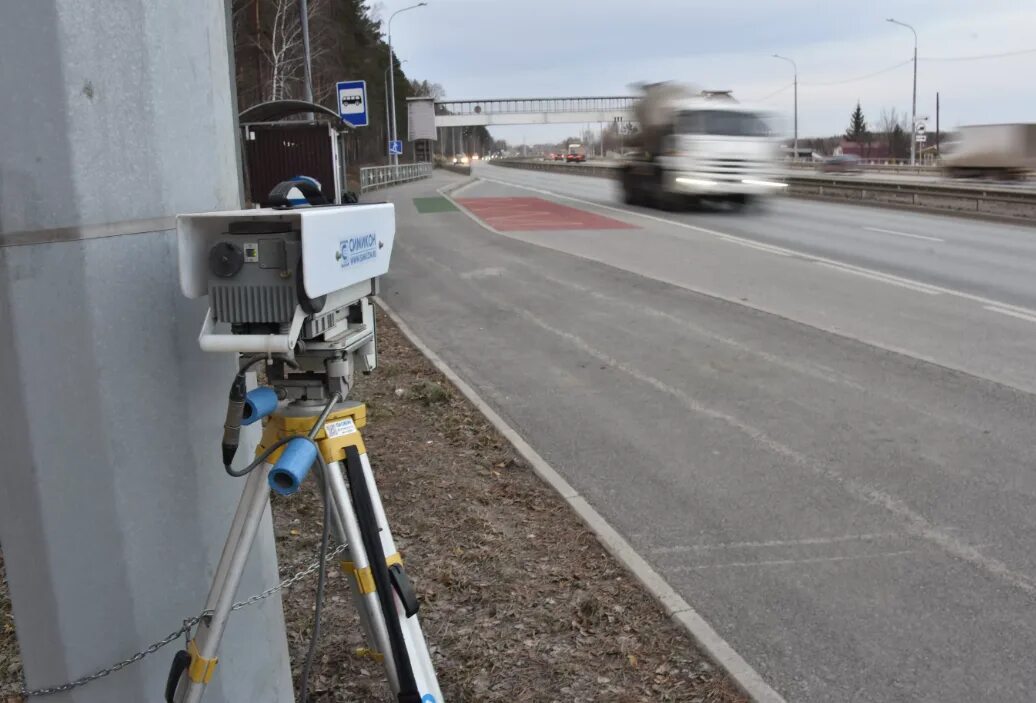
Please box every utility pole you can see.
[772,54,797,160]
[936,91,940,158]
[298,0,314,119]
[887,18,918,166]
[384,60,405,166]
[387,2,427,166]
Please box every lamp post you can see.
[887,18,918,166]
[385,60,406,165]
[387,2,427,165]
[772,54,797,160]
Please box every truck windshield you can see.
[676,110,771,137]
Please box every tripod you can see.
[165,357,442,703]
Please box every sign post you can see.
[336,80,368,128]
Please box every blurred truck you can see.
[941,124,1036,180]
[566,143,587,163]
[620,83,783,210]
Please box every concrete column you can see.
[0,2,293,701]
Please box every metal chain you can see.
[5,543,348,699]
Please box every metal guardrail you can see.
[359,162,433,192]
[787,174,1036,221]
[785,161,937,175]
[493,159,1036,223]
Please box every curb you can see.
[375,297,786,703]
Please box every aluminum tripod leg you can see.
[349,448,442,701]
[174,465,271,703]
[321,458,402,692]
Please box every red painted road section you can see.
[457,196,637,232]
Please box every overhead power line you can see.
[800,59,912,87]
[749,82,794,102]
[919,47,1036,62]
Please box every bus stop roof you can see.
[238,100,350,129]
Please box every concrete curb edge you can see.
[374,296,787,703]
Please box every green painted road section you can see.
[413,196,458,214]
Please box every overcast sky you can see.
[380,0,1035,145]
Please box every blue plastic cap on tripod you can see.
[269,438,317,495]
[242,387,278,426]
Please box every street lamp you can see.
[887,18,918,166]
[772,54,797,161]
[387,2,427,165]
[385,60,407,165]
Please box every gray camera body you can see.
[178,203,396,369]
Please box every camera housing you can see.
[177,204,395,371]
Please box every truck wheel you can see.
[622,172,641,206]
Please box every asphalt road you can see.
[368,166,1036,702]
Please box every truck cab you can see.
[622,85,784,210]
[658,104,779,203]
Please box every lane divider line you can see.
[375,296,788,703]
[815,262,942,295]
[477,171,1036,320]
[863,226,944,242]
[984,305,1036,324]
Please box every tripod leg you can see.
[170,466,272,703]
[343,445,443,703]
[351,447,440,693]
[322,459,402,693]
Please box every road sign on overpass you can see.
[434,96,636,127]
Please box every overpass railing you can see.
[359,162,433,192]
[435,96,636,116]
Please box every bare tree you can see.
[238,0,327,102]
[879,107,910,160]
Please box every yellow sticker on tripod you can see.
[325,418,358,438]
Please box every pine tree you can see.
[846,101,868,143]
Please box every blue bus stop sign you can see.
[337,80,368,127]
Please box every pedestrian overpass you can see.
[434,96,636,127]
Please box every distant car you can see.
[820,154,862,173]
[452,154,470,166]
[552,152,566,161]
[565,152,586,163]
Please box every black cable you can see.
[225,434,296,477]
[220,376,338,700]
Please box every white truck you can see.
[621,83,784,210]
[940,123,1036,180]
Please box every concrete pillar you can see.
[0,2,293,701]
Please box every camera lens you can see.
[210,241,245,278]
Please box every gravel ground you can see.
[0,310,744,702]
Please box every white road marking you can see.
[477,171,1036,321]
[444,179,479,198]
[514,263,869,392]
[466,280,1036,597]
[405,241,1036,598]
[863,226,944,242]
[652,532,900,555]
[815,261,942,295]
[713,233,793,256]
[984,305,1036,324]
[675,549,918,571]
[437,182,503,234]
[459,266,505,280]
